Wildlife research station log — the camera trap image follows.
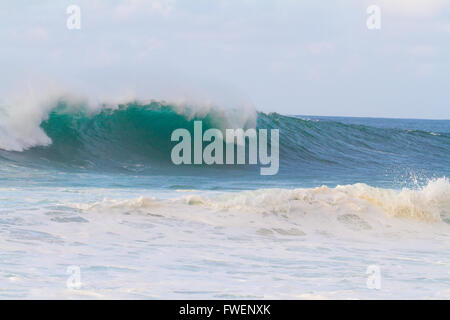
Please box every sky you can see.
[0,0,449,119]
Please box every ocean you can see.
[0,101,449,299]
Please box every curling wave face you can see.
[0,98,448,186]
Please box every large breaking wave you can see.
[0,97,449,225]
[0,98,448,181]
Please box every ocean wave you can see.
[0,97,448,177]
[75,178,450,224]
[0,99,257,170]
[0,96,257,152]
[186,177,450,222]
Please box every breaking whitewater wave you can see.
[75,178,450,224]
[183,177,450,222]
[1,97,449,300]
[0,98,261,172]
[0,97,257,152]
[0,97,448,180]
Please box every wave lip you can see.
[0,97,257,152]
[0,108,52,152]
[0,97,448,178]
[0,99,258,171]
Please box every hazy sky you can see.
[1,0,449,119]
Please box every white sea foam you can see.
[1,181,449,299]
[0,84,90,151]
[179,178,450,222]
[76,178,450,229]
[0,84,257,152]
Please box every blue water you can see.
[1,102,448,190]
[0,102,449,299]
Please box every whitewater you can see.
[0,98,449,299]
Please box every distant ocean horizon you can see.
[0,99,449,299]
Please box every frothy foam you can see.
[75,178,450,227]
[182,178,449,222]
[0,89,257,152]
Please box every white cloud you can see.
[114,0,175,19]
[439,22,450,32]
[377,0,448,18]
[150,0,175,16]
[308,42,335,55]
[408,45,437,57]
[26,27,49,42]
[135,36,163,58]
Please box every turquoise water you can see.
[1,102,448,189]
[0,101,449,299]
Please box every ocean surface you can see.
[0,101,449,299]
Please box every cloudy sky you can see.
[0,0,449,119]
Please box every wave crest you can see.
[72,178,450,227]
[182,178,450,222]
[0,96,448,179]
[0,97,257,152]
